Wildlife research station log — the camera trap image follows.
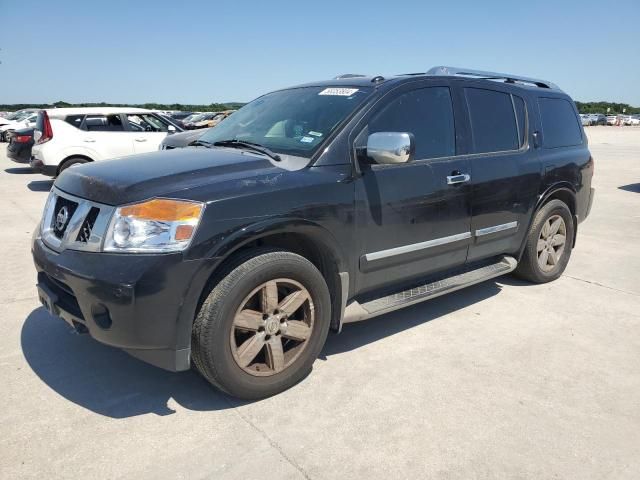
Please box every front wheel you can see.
[514,199,575,283]
[192,250,331,399]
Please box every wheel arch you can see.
[56,154,94,175]
[194,218,349,333]
[517,183,578,261]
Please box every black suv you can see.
[32,66,595,399]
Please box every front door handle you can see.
[135,138,147,142]
[83,138,95,143]
[446,173,471,185]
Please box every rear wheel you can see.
[58,157,89,175]
[192,250,331,399]
[514,199,574,283]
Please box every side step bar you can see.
[343,256,517,324]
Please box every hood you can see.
[54,147,284,206]
[161,128,208,148]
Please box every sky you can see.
[1,0,639,105]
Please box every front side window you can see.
[465,88,519,153]
[198,86,372,158]
[126,114,169,132]
[538,97,583,148]
[367,86,456,160]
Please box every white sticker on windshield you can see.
[308,131,323,137]
[300,136,315,143]
[319,88,359,96]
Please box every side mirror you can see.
[366,132,414,165]
[167,125,177,134]
[33,130,42,142]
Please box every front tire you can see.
[514,199,574,283]
[192,250,331,399]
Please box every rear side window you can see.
[85,114,124,132]
[65,115,85,129]
[368,87,455,160]
[538,97,582,148]
[465,88,519,153]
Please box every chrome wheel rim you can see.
[230,278,314,377]
[537,214,567,272]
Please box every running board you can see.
[343,256,517,324]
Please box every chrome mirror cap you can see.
[366,132,414,165]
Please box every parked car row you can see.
[5,106,235,175]
[579,113,640,126]
[0,109,39,142]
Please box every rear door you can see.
[353,82,473,295]
[124,113,171,153]
[81,114,135,160]
[456,83,541,262]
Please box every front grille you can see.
[76,207,100,243]
[53,196,79,239]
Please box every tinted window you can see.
[368,87,455,159]
[538,97,582,148]
[513,95,526,147]
[465,88,518,153]
[85,114,124,132]
[65,115,85,129]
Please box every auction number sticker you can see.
[319,88,359,96]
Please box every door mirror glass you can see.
[33,130,42,142]
[366,132,414,164]
[167,125,176,133]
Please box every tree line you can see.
[0,101,246,112]
[575,101,639,114]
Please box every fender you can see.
[173,217,350,347]
[516,182,577,260]
[204,216,348,273]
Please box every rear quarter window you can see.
[538,97,583,148]
[65,115,85,129]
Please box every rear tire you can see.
[514,199,574,283]
[192,249,331,399]
[58,157,89,175]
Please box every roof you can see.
[45,107,152,117]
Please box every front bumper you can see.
[30,157,57,176]
[32,236,211,371]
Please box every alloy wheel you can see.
[537,214,567,272]
[230,278,314,377]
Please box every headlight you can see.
[104,198,204,253]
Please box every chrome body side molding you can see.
[475,221,518,237]
[364,232,472,262]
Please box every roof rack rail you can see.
[334,73,367,79]
[426,66,561,91]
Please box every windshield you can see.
[198,86,372,158]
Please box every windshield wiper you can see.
[213,139,281,162]
[190,139,213,148]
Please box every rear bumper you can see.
[31,236,212,371]
[30,157,57,176]
[585,187,595,219]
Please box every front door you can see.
[124,113,171,153]
[353,83,473,296]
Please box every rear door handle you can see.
[135,138,147,142]
[446,173,471,185]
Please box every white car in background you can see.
[0,111,39,142]
[628,115,640,126]
[30,107,181,176]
